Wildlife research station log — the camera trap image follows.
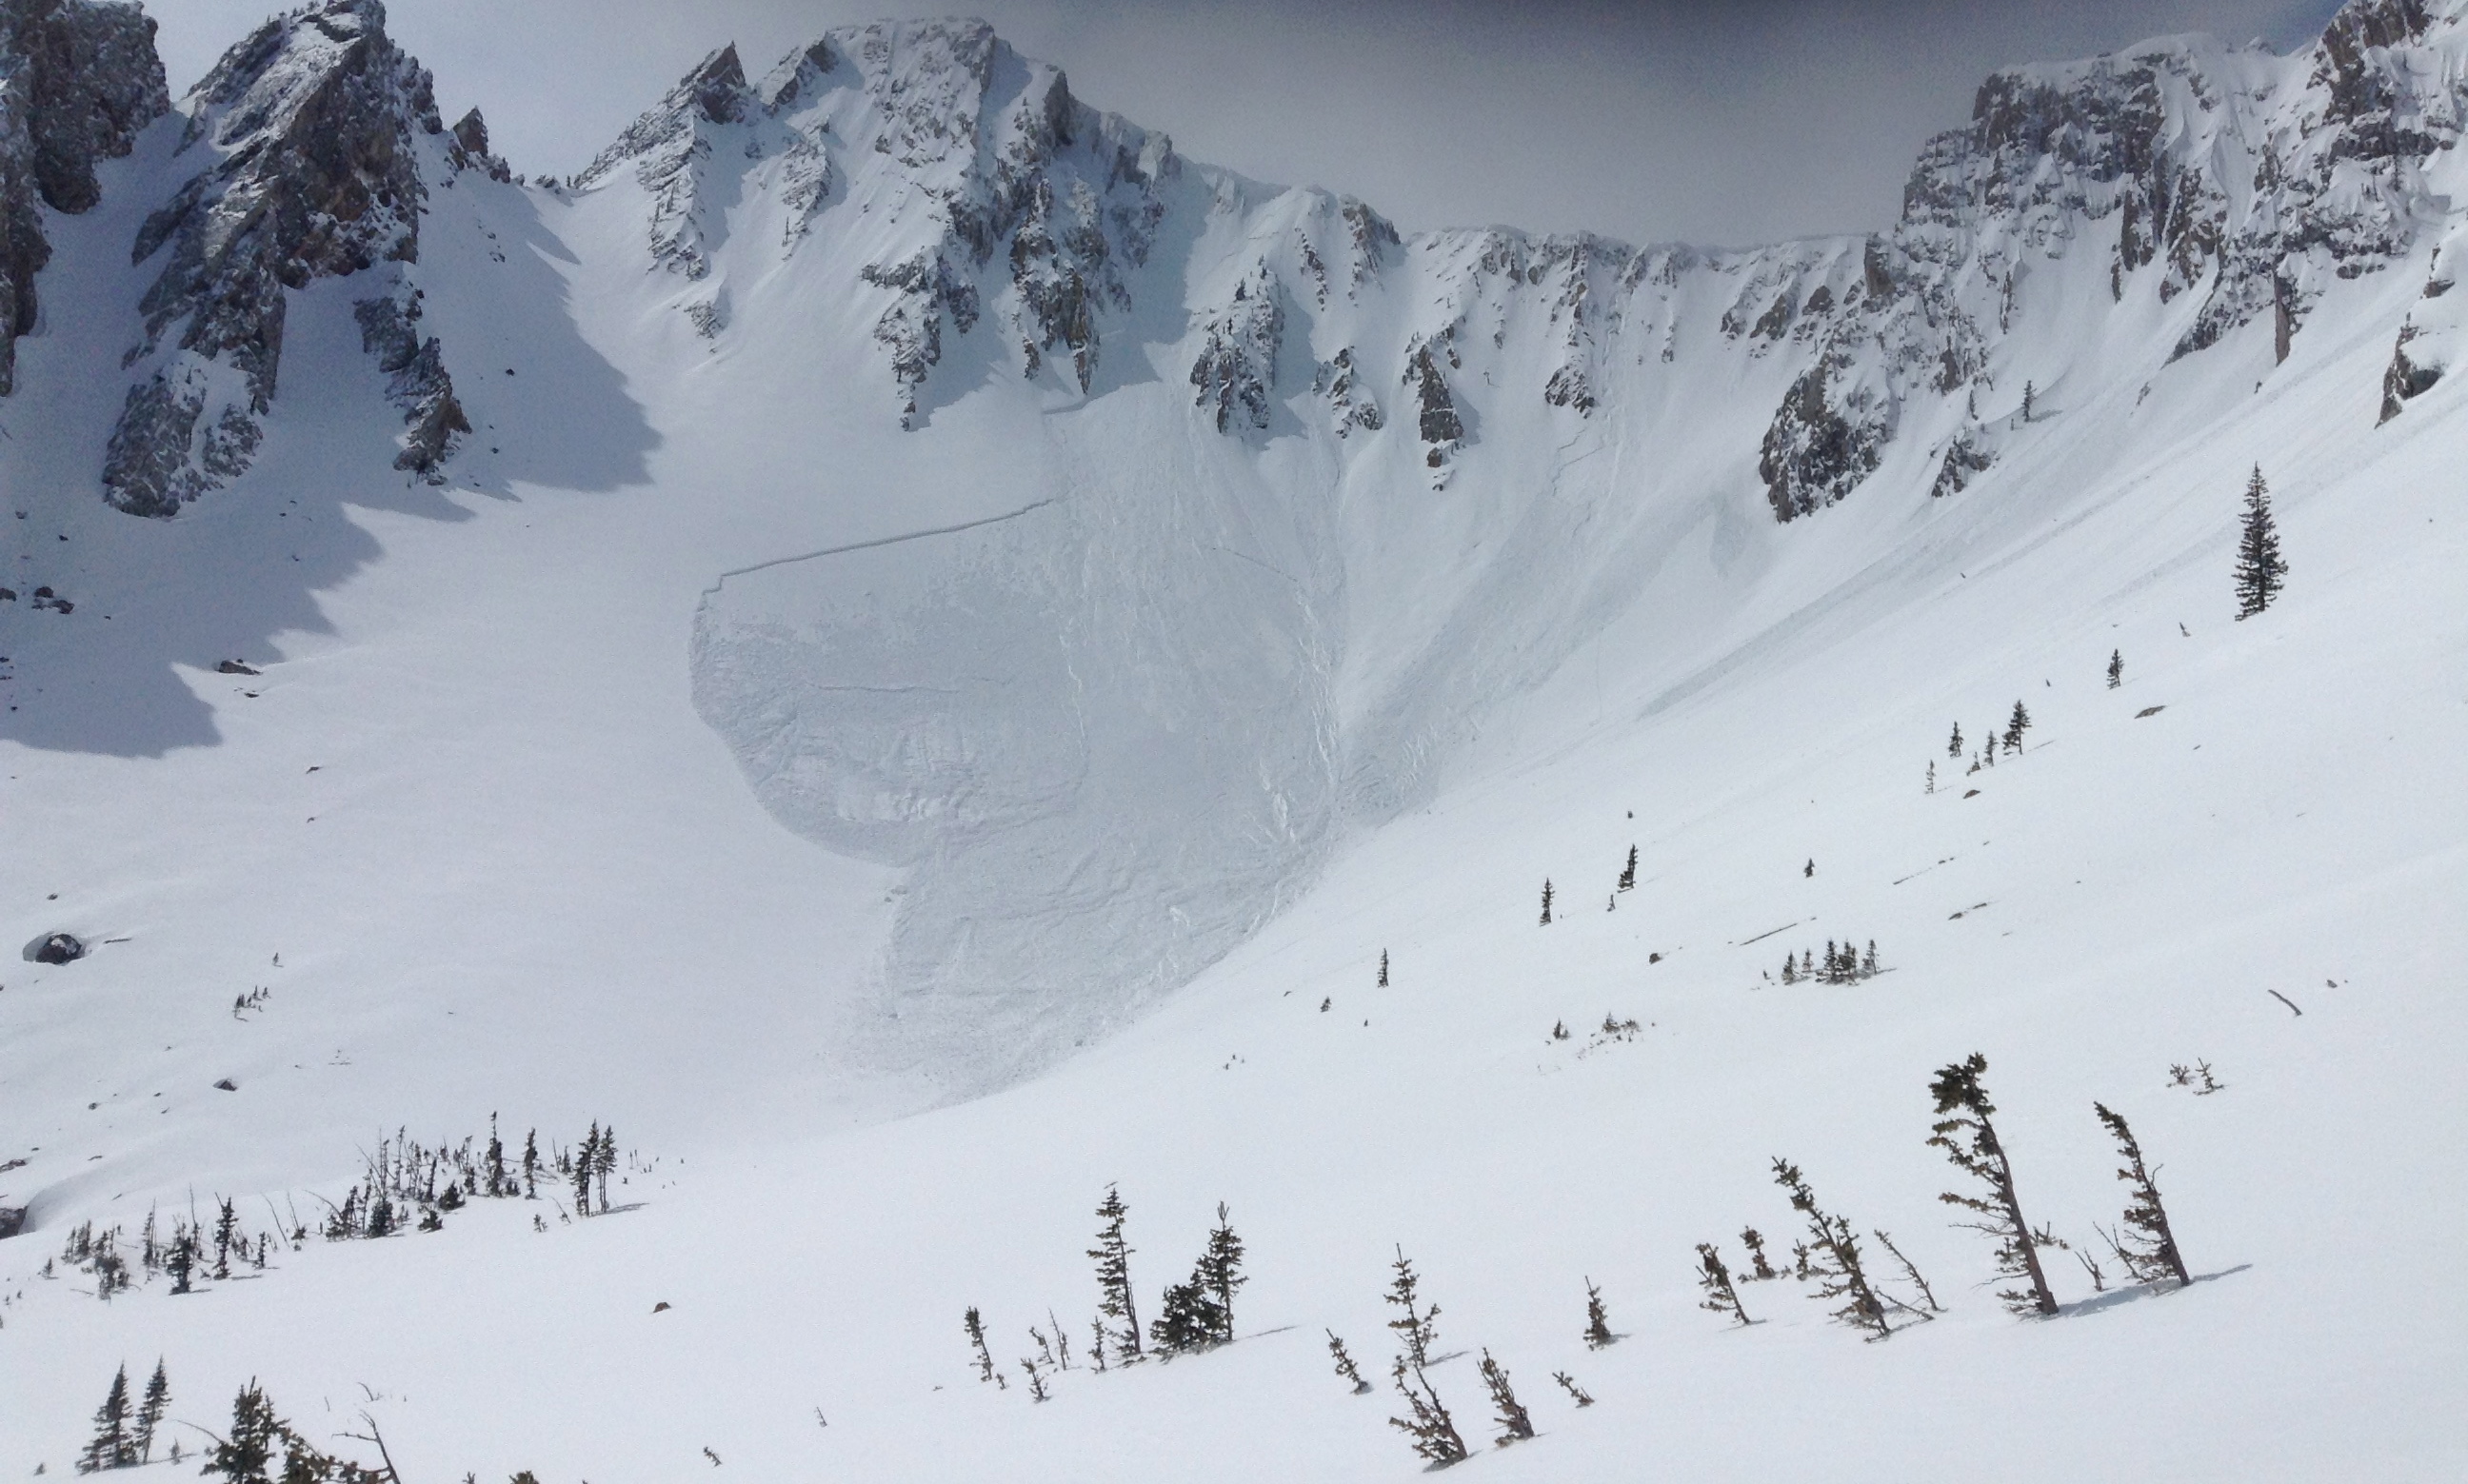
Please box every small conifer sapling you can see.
[1553,1371,1595,1407]
[1928,1053,2059,1316]
[1948,722,1963,757]
[1389,1356,1469,1465]
[1326,1331,1373,1394]
[1480,1351,1536,1445]
[2107,649,2123,689]
[1618,845,1638,892]
[1741,1227,1779,1280]
[1539,879,1554,925]
[1383,1247,1441,1369]
[1378,949,1388,988]
[1695,1242,1753,1327]
[1087,1185,1144,1361]
[964,1307,995,1382]
[1773,1158,1892,1339]
[2094,1102,2191,1288]
[1582,1277,1615,1348]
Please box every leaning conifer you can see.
[1618,845,1638,892]
[1695,1242,1753,1327]
[964,1306,995,1382]
[2234,465,2289,618]
[1480,1351,1536,1445]
[1928,1053,2059,1316]
[1772,1158,1892,1339]
[1326,1330,1374,1393]
[1087,1185,1143,1361]
[2094,1102,2192,1288]
[1388,1357,1469,1465]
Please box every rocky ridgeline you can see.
[0,0,167,395]
[4,0,2467,520]
[98,0,503,515]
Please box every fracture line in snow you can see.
[698,497,1063,596]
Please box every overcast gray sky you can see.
[149,0,2343,247]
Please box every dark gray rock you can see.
[0,0,170,394]
[105,0,449,516]
[28,930,83,963]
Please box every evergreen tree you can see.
[1325,1330,1373,1394]
[77,1365,131,1474]
[1582,1277,1614,1349]
[203,1380,280,1484]
[486,1115,508,1197]
[1377,949,1388,988]
[213,1197,238,1280]
[571,1123,597,1216]
[1928,1053,2059,1316]
[135,1359,169,1463]
[2003,701,2031,752]
[1197,1202,1246,1341]
[593,1124,618,1212]
[1871,1229,1944,1316]
[168,1229,195,1295]
[1618,845,1638,892]
[1148,1276,1225,1355]
[521,1129,540,1198]
[2234,465,2289,619]
[1539,879,1554,926]
[1781,954,1799,985]
[2107,649,2123,689]
[1772,1158,1892,1339]
[2020,380,2035,421]
[1948,722,1963,757]
[1388,1355,1468,1465]
[1020,1358,1048,1403]
[1695,1243,1753,1326]
[1861,940,1880,978]
[1383,1247,1441,1369]
[1479,1351,1536,1445]
[1740,1227,1779,1280]
[1552,1371,1595,1407]
[964,1307,995,1382]
[2094,1103,2192,1288]
[1926,760,1936,794]
[1087,1185,1143,1361]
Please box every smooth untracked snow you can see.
[3,9,2467,1482]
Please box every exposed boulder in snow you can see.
[103,0,450,516]
[446,105,509,182]
[27,930,83,963]
[0,0,168,394]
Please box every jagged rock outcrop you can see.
[103,0,462,515]
[576,44,752,279]
[1189,261,1284,431]
[352,288,466,473]
[0,0,167,394]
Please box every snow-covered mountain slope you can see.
[1,2,2465,1479]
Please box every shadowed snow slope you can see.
[0,5,2464,1480]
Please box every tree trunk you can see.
[1988,1118,2059,1315]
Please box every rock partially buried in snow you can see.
[212,1078,238,1092]
[26,932,85,964]
[215,659,261,676]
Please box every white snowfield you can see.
[1,3,2464,1480]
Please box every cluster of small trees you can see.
[1694,1053,2191,1342]
[40,1115,623,1308]
[1537,844,1643,924]
[75,1360,170,1473]
[1779,939,1880,984]
[50,1200,274,1302]
[967,1186,1250,1404]
[1325,1249,1564,1464]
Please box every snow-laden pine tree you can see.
[1772,1158,1892,1339]
[2094,1103,2192,1289]
[2235,465,2289,618]
[1087,1185,1143,1360]
[2003,701,2031,751]
[1928,1054,2059,1316]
